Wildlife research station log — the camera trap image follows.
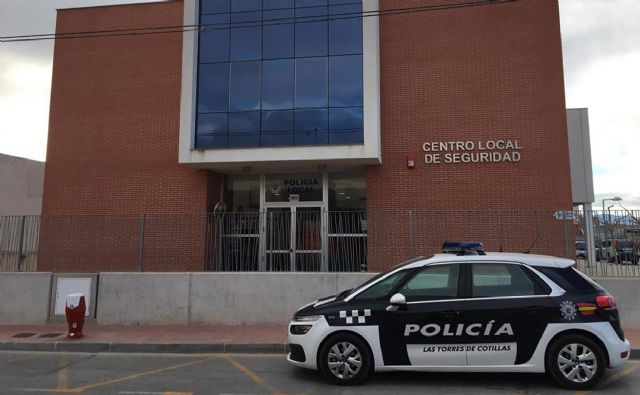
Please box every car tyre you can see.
[318,333,372,386]
[546,334,605,390]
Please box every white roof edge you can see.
[411,252,576,268]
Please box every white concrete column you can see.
[584,203,596,267]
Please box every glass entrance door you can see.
[295,207,322,271]
[264,206,323,271]
[265,207,292,271]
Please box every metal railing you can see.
[1,209,639,276]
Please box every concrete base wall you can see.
[97,273,191,325]
[0,273,51,324]
[596,279,640,329]
[189,273,376,325]
[3,273,640,327]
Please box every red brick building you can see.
[41,0,572,272]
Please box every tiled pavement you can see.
[0,324,638,355]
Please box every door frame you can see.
[263,204,325,271]
[258,172,329,271]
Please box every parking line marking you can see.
[58,356,215,393]
[223,355,284,395]
[574,362,640,395]
[56,353,69,391]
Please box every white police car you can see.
[287,242,631,390]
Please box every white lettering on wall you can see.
[423,140,523,165]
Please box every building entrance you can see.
[219,171,366,272]
[264,205,325,271]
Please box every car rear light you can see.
[596,294,617,310]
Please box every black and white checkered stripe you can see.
[339,309,372,324]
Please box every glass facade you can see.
[196,0,364,149]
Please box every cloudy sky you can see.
[1,0,639,209]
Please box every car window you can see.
[397,264,460,301]
[535,266,601,294]
[346,256,427,298]
[353,270,409,300]
[471,263,538,298]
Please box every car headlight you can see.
[293,314,322,322]
[290,325,313,335]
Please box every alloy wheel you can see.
[327,341,363,380]
[557,343,598,383]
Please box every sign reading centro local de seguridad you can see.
[423,140,523,164]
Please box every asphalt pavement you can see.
[1,351,639,395]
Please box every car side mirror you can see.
[386,293,407,311]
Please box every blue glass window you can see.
[329,107,362,144]
[262,110,294,131]
[295,109,327,131]
[262,110,294,146]
[329,107,363,130]
[229,112,260,133]
[329,55,363,107]
[201,0,230,14]
[295,109,328,145]
[196,134,227,148]
[295,0,328,57]
[229,62,261,111]
[197,63,229,112]
[296,58,327,108]
[263,10,294,59]
[199,14,230,63]
[264,0,294,9]
[230,12,262,61]
[196,0,364,149]
[329,3,362,55]
[231,0,262,12]
[262,60,294,110]
[197,113,228,134]
[229,112,260,147]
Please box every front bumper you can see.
[287,316,331,370]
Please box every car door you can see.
[377,263,468,367]
[460,261,554,366]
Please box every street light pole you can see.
[602,197,622,259]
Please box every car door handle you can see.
[524,306,544,313]
[440,310,460,318]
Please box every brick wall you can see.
[40,1,212,271]
[39,0,575,273]
[367,0,572,270]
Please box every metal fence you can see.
[1,209,639,276]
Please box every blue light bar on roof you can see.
[442,241,485,253]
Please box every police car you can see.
[287,242,631,390]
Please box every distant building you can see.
[0,153,44,215]
[0,153,43,271]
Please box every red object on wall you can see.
[407,155,416,169]
[65,294,86,339]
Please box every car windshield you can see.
[341,256,427,298]
[576,242,585,249]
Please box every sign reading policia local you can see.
[423,140,523,165]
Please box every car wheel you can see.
[547,334,605,390]
[318,333,372,386]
